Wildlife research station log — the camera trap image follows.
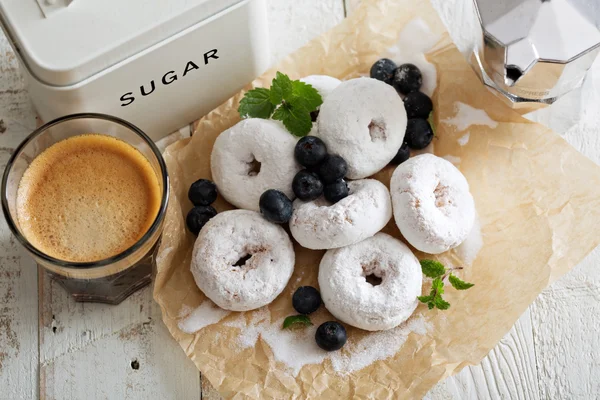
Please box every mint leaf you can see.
[238,88,275,119]
[449,274,475,290]
[272,103,313,137]
[417,295,433,303]
[433,296,450,310]
[282,315,312,329]
[289,80,323,111]
[420,260,446,278]
[428,302,435,310]
[270,72,294,105]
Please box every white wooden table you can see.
[1,1,599,398]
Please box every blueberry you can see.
[310,110,320,122]
[390,142,410,165]
[259,189,293,223]
[292,286,322,315]
[392,63,422,95]
[315,321,347,351]
[405,119,434,150]
[188,179,218,206]
[186,206,217,235]
[403,91,433,119]
[370,58,398,85]
[324,179,349,203]
[295,136,328,168]
[318,155,347,184]
[292,170,324,201]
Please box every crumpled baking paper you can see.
[153,0,600,398]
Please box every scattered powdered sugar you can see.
[458,133,470,146]
[443,102,498,131]
[261,319,329,376]
[178,301,230,334]
[384,18,440,96]
[454,213,483,266]
[224,308,269,348]
[155,246,174,266]
[223,309,430,377]
[442,155,461,165]
[329,316,430,374]
[178,304,193,318]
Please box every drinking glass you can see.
[2,113,169,304]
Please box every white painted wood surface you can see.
[0,0,598,399]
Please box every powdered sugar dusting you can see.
[443,102,498,131]
[458,133,470,146]
[178,302,230,334]
[385,18,440,96]
[443,155,461,165]
[223,310,430,376]
[224,308,270,348]
[329,316,430,374]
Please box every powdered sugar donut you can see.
[316,78,407,179]
[390,154,475,254]
[191,210,295,311]
[319,233,422,331]
[290,179,392,250]
[211,119,301,211]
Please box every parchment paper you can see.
[153,0,600,398]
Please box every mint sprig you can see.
[417,260,474,311]
[282,315,312,329]
[238,72,323,137]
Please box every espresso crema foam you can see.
[16,134,162,263]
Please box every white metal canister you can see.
[0,0,270,140]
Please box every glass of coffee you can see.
[2,113,169,305]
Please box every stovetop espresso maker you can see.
[468,0,600,111]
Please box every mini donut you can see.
[191,210,295,311]
[316,78,407,179]
[289,179,392,250]
[300,75,341,102]
[318,232,422,331]
[390,154,475,254]
[211,118,301,211]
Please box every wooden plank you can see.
[426,309,540,400]
[38,272,201,400]
[0,33,40,400]
[530,246,600,399]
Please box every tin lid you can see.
[0,0,244,86]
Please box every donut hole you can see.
[365,274,383,286]
[362,260,384,287]
[368,119,387,142]
[246,156,262,176]
[233,254,253,267]
[434,183,451,208]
